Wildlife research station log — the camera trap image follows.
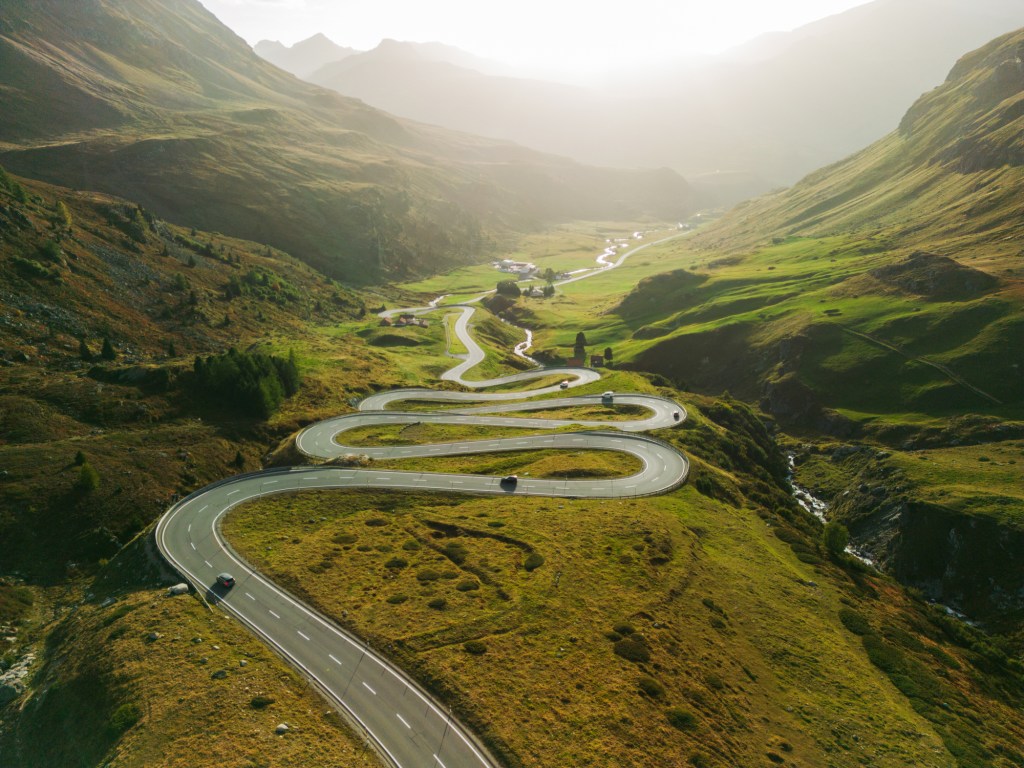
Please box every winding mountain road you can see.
[156,249,690,768]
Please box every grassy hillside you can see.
[0,536,378,768]
[4,169,1024,765]
[0,165,378,579]
[528,28,1024,432]
[223,384,1024,768]
[0,0,691,282]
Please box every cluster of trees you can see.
[193,348,300,418]
[79,337,117,362]
[102,204,149,245]
[496,279,521,298]
[571,332,614,364]
[496,279,557,299]
[0,162,28,203]
[224,268,301,304]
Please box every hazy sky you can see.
[200,0,873,75]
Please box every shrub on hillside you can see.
[666,707,698,731]
[249,695,275,709]
[108,702,142,734]
[638,675,666,699]
[463,640,487,655]
[823,521,850,556]
[442,541,468,565]
[839,608,873,636]
[524,552,545,572]
[614,636,651,664]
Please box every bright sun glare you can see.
[201,0,872,75]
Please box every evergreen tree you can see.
[0,163,9,191]
[12,183,28,204]
[604,347,614,362]
[79,337,93,362]
[573,331,587,360]
[100,337,116,361]
[78,462,101,492]
[187,254,197,268]
[233,450,245,468]
[74,450,86,466]
[167,340,177,357]
[54,201,72,230]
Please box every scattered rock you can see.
[275,723,290,735]
[191,636,203,644]
[211,669,228,680]
[146,632,161,642]
[167,583,189,596]
[239,660,249,667]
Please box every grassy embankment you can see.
[0,537,378,768]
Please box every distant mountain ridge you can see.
[304,0,1024,200]
[254,33,359,78]
[0,0,691,282]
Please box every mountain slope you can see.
[0,0,691,283]
[622,27,1024,426]
[305,0,1024,198]
[696,28,1024,265]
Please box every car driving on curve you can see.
[602,391,614,403]
[216,572,236,588]
[673,411,680,420]
[560,380,569,389]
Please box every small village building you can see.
[590,355,605,367]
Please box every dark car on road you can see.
[216,573,236,588]
[500,474,518,487]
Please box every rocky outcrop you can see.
[889,502,1024,621]
[831,481,1024,626]
[0,651,35,705]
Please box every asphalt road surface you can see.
[157,298,689,768]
